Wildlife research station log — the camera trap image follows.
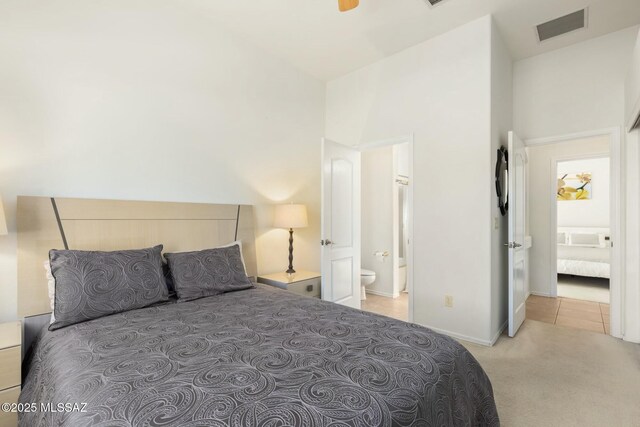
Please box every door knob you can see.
[320,239,333,246]
[504,242,522,249]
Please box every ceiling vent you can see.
[537,9,587,42]
[425,0,445,6]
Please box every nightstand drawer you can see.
[287,278,321,298]
[0,347,21,391]
[0,323,20,350]
[0,386,20,427]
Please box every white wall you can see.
[327,16,497,345]
[557,157,611,228]
[623,132,640,342]
[489,20,512,343]
[0,0,325,322]
[625,30,640,129]
[396,143,410,178]
[527,137,610,296]
[361,146,395,297]
[514,26,639,140]
[624,29,640,342]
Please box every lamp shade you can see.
[273,204,308,229]
[0,198,7,236]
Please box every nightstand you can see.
[258,271,321,299]
[0,321,21,427]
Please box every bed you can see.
[16,196,499,427]
[557,227,610,279]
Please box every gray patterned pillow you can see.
[49,245,168,330]
[165,243,253,302]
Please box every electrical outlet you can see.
[444,295,453,308]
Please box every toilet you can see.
[360,269,376,300]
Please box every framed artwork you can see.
[557,173,592,201]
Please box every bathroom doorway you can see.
[358,136,413,322]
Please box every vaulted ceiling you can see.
[198,0,640,80]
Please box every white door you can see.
[321,138,361,309]
[508,131,527,337]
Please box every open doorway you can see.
[525,129,622,336]
[556,156,611,305]
[555,156,611,334]
[358,137,413,322]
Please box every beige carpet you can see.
[463,320,640,427]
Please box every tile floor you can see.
[361,291,611,335]
[526,294,610,334]
[361,292,408,321]
[557,274,610,304]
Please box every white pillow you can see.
[43,261,56,324]
[570,232,601,247]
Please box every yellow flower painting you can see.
[557,173,592,201]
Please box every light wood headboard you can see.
[17,196,257,318]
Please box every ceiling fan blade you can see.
[338,0,359,12]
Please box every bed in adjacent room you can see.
[16,196,499,427]
[557,227,611,279]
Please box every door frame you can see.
[526,127,624,339]
[357,134,415,323]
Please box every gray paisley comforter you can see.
[20,284,499,426]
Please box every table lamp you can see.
[273,204,308,274]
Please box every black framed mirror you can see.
[495,146,508,216]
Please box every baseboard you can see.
[490,320,508,346]
[416,324,493,347]
[366,289,400,298]
[530,291,551,297]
